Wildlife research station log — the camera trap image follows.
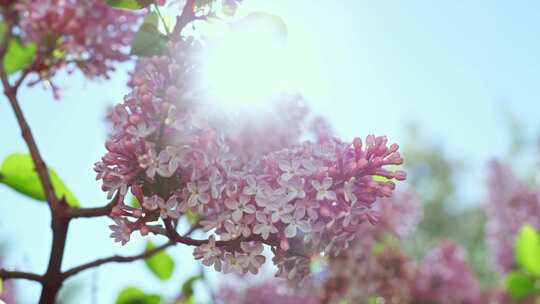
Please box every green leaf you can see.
[0,153,80,207]
[506,271,536,299]
[131,12,168,57]
[144,241,175,280]
[181,275,202,299]
[372,242,386,256]
[516,224,540,275]
[372,165,401,182]
[0,22,36,75]
[186,208,200,224]
[0,277,3,294]
[367,297,379,304]
[106,0,153,10]
[116,287,161,304]
[131,196,141,208]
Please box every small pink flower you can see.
[225,195,256,222]
[311,177,337,201]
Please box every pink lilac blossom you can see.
[217,280,319,304]
[321,190,420,304]
[485,160,540,273]
[15,0,140,79]
[412,240,483,304]
[95,38,407,282]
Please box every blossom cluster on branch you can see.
[217,280,319,304]
[321,191,420,304]
[216,191,495,304]
[95,38,407,282]
[485,160,540,273]
[13,0,140,80]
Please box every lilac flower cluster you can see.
[214,190,494,303]
[321,191,420,304]
[14,0,140,79]
[321,191,490,304]
[413,240,483,304]
[217,280,319,304]
[485,161,540,273]
[95,39,406,281]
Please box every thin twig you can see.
[64,193,120,219]
[153,3,171,35]
[0,269,43,282]
[61,241,175,280]
[171,0,196,39]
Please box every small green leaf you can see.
[367,297,379,304]
[186,208,200,224]
[131,196,141,208]
[181,275,202,299]
[144,241,175,280]
[516,224,540,275]
[372,242,386,256]
[0,153,80,207]
[506,271,536,299]
[0,22,36,74]
[116,287,161,304]
[106,0,153,10]
[372,165,401,182]
[131,12,168,57]
[0,277,3,294]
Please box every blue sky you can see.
[1,1,539,303]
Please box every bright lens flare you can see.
[201,13,291,111]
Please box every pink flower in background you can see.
[413,240,482,304]
[321,190,420,304]
[15,0,140,79]
[217,280,319,304]
[485,161,540,273]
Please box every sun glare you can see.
[200,12,293,112]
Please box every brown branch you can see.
[61,222,200,281]
[63,193,120,219]
[39,215,70,304]
[171,0,196,39]
[12,68,31,90]
[61,241,175,280]
[0,269,43,282]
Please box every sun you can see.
[200,12,292,112]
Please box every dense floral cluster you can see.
[95,39,407,281]
[412,241,482,304]
[320,191,488,304]
[485,161,540,273]
[215,191,488,304]
[217,280,319,304]
[321,191,420,304]
[14,0,140,79]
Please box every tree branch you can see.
[61,241,175,280]
[0,269,43,282]
[64,193,120,219]
[171,0,196,39]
